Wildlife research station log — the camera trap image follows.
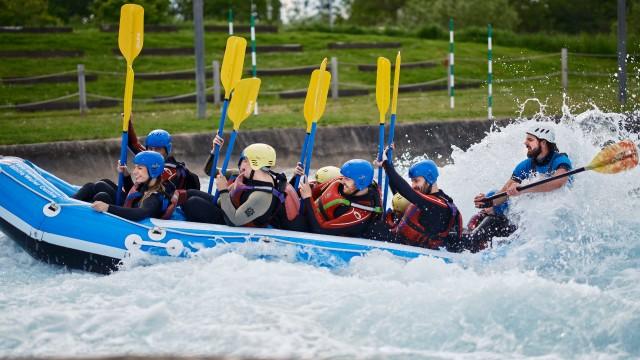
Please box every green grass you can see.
[0,26,638,145]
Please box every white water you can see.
[1,109,640,359]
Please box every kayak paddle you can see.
[213,78,261,202]
[208,36,247,194]
[115,4,144,206]
[484,139,639,202]
[294,58,331,188]
[376,57,391,193]
[382,52,401,210]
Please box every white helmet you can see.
[527,123,556,143]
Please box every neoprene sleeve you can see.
[219,191,274,226]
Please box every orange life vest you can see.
[393,191,463,249]
[312,178,382,229]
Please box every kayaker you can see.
[474,122,573,210]
[180,143,298,228]
[298,159,382,237]
[91,151,174,221]
[127,115,200,191]
[373,147,463,251]
[473,123,571,246]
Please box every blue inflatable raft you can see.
[0,156,461,274]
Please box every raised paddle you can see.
[483,140,639,202]
[115,4,144,206]
[213,78,261,202]
[294,58,331,188]
[208,36,247,194]
[382,52,401,210]
[375,57,391,192]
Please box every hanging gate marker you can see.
[449,18,455,110]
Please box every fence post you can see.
[77,64,88,114]
[487,24,493,120]
[331,57,339,99]
[449,18,455,110]
[561,48,568,93]
[193,0,206,119]
[212,60,221,106]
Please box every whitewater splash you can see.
[1,108,639,359]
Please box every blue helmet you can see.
[145,129,172,155]
[340,159,374,191]
[408,160,439,185]
[134,151,165,179]
[486,189,508,216]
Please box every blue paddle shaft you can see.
[382,114,397,210]
[115,131,128,206]
[303,122,318,178]
[377,123,385,188]
[213,130,238,203]
[207,99,230,194]
[294,133,310,188]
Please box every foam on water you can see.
[1,108,640,359]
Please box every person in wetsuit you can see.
[181,143,295,228]
[373,147,463,251]
[298,159,382,237]
[90,151,174,221]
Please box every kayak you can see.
[0,156,462,274]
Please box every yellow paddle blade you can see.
[376,57,391,124]
[228,78,261,130]
[303,66,331,132]
[118,4,144,64]
[221,36,247,99]
[587,139,639,174]
[118,4,144,131]
[391,51,401,114]
[320,57,328,71]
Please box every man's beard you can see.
[527,145,541,158]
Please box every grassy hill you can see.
[0,25,637,145]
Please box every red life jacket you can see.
[312,178,382,229]
[393,191,463,250]
[123,183,175,220]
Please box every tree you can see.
[0,0,60,26]
[48,0,94,24]
[174,0,282,23]
[348,0,407,26]
[400,0,519,31]
[93,0,172,24]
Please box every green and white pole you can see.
[487,24,493,120]
[250,2,258,114]
[228,7,234,35]
[449,18,455,109]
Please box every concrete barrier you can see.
[0,119,510,184]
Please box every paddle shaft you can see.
[116,65,135,206]
[486,166,586,201]
[213,130,238,202]
[377,123,385,190]
[382,113,397,209]
[207,98,230,194]
[303,122,318,178]
[294,132,310,188]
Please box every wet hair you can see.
[544,140,559,153]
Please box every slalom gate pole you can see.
[488,23,493,120]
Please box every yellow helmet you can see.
[392,193,410,214]
[315,166,341,183]
[241,143,276,170]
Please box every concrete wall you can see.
[0,119,510,184]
